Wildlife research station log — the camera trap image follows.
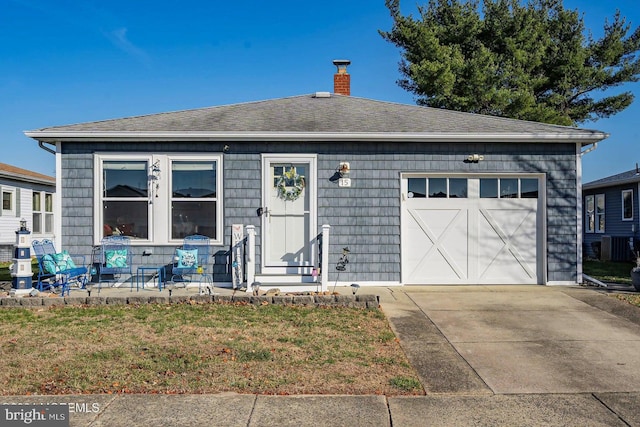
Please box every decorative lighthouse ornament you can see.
[10,219,33,297]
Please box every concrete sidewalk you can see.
[3,285,640,426]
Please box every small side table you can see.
[136,266,165,291]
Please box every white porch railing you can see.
[245,225,256,291]
[243,223,330,292]
[320,224,330,292]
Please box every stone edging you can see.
[0,294,380,309]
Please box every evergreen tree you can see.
[380,0,640,125]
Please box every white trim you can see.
[25,130,609,144]
[576,143,583,285]
[401,172,546,285]
[595,193,605,233]
[622,189,634,221]
[55,148,61,244]
[1,187,16,216]
[546,281,580,286]
[261,154,318,276]
[585,194,595,233]
[31,190,55,236]
[332,281,402,287]
[93,153,223,246]
[246,281,402,293]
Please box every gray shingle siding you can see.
[58,140,578,284]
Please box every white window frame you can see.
[32,191,42,234]
[595,194,605,233]
[94,153,223,245]
[2,187,16,216]
[585,195,595,233]
[585,194,605,233]
[622,189,633,221]
[32,191,54,235]
[44,192,54,233]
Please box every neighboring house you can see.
[24,62,608,288]
[582,166,640,261]
[0,162,55,262]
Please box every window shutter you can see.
[0,186,3,217]
[16,188,21,217]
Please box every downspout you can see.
[37,139,59,247]
[38,141,56,155]
[580,142,598,156]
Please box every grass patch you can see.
[0,303,422,396]
[0,260,39,282]
[583,260,634,285]
[389,376,422,392]
[615,294,640,307]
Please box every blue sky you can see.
[1,0,638,183]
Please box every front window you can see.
[102,161,149,239]
[171,161,217,240]
[96,154,222,244]
[622,189,633,221]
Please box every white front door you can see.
[262,155,317,275]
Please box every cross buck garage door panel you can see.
[402,176,542,285]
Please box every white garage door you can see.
[401,175,544,285]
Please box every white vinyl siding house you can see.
[0,163,55,262]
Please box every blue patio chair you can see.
[96,235,133,289]
[32,239,89,296]
[171,235,211,292]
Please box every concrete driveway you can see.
[377,285,640,426]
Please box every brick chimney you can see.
[333,59,351,96]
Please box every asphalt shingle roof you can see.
[583,166,640,189]
[28,94,606,141]
[0,162,55,185]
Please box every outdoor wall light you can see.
[467,154,484,163]
[338,162,350,177]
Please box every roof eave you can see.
[24,131,609,144]
[583,176,640,190]
[0,171,55,186]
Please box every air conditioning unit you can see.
[600,236,612,261]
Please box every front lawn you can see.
[583,260,634,285]
[0,303,423,396]
[0,260,39,282]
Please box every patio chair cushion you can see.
[177,249,198,268]
[42,251,77,274]
[105,249,128,268]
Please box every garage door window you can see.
[407,178,426,198]
[521,179,539,198]
[480,178,538,199]
[407,178,467,198]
